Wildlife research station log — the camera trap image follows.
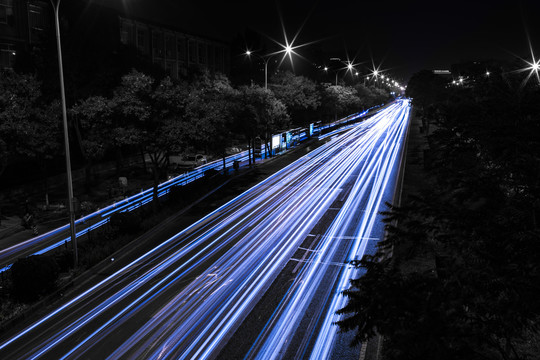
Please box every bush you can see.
[11,255,59,303]
[54,250,74,273]
[109,211,141,234]
[204,168,219,178]
[167,185,186,203]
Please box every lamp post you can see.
[334,63,354,85]
[246,46,292,89]
[51,0,77,266]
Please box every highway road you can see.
[0,99,410,359]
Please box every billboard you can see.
[272,134,280,149]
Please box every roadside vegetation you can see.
[337,62,540,359]
[0,170,229,328]
[0,68,391,201]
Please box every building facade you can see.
[0,0,230,78]
[0,0,49,69]
[118,16,229,78]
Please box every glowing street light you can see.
[245,45,293,89]
[518,55,540,85]
[335,61,355,85]
[244,22,307,89]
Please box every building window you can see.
[152,30,164,59]
[177,37,186,61]
[165,61,176,78]
[207,44,214,69]
[165,34,175,60]
[0,43,16,69]
[198,43,206,65]
[0,0,14,25]
[215,46,223,72]
[136,27,148,55]
[28,3,48,31]
[120,20,134,45]
[188,40,197,63]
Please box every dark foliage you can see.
[109,211,142,235]
[338,61,540,360]
[11,255,59,303]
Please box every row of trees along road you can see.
[0,67,392,210]
[337,63,540,359]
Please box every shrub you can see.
[109,211,141,234]
[11,255,59,303]
[54,249,74,273]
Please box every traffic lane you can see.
[0,134,354,358]
[218,129,396,357]
[102,123,380,358]
[1,104,396,358]
[108,148,362,358]
[219,102,409,359]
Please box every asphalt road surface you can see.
[0,99,410,359]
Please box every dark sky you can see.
[115,0,540,82]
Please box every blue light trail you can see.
[0,100,409,359]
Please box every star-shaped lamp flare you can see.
[518,45,540,85]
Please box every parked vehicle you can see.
[225,146,242,155]
[170,154,207,169]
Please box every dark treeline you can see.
[337,62,540,359]
[0,64,391,201]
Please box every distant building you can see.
[0,0,230,77]
[432,69,452,76]
[118,16,229,78]
[0,0,49,69]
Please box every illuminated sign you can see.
[272,134,280,149]
[433,70,451,75]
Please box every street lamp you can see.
[333,62,354,85]
[51,0,77,266]
[245,46,293,89]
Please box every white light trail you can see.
[0,101,410,360]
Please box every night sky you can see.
[113,0,540,81]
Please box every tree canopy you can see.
[338,63,540,360]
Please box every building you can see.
[0,0,49,69]
[118,16,229,78]
[0,0,230,78]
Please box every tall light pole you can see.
[51,0,77,266]
[330,62,354,85]
[245,46,293,89]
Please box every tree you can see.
[11,255,59,303]
[236,85,289,160]
[111,70,165,208]
[269,71,320,126]
[0,71,41,178]
[338,61,540,360]
[184,71,240,172]
[70,96,114,189]
[321,84,362,121]
[0,71,62,202]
